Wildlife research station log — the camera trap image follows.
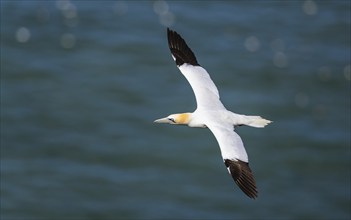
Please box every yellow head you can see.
[154,113,191,125]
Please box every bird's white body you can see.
[154,28,272,199]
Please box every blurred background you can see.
[1,1,350,219]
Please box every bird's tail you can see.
[244,116,272,128]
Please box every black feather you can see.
[167,28,200,66]
[224,159,258,199]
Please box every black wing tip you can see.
[224,159,258,199]
[166,28,200,66]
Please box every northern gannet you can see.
[154,28,272,199]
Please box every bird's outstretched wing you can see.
[206,122,258,199]
[167,28,257,199]
[167,28,224,110]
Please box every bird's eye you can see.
[168,118,176,123]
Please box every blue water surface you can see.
[1,1,350,219]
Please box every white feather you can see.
[206,121,248,162]
[176,64,248,162]
[178,64,224,110]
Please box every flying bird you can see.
[154,28,272,199]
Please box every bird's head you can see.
[154,113,191,125]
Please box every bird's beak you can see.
[154,117,169,123]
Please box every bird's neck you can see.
[176,113,192,125]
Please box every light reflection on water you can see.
[1,1,350,220]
